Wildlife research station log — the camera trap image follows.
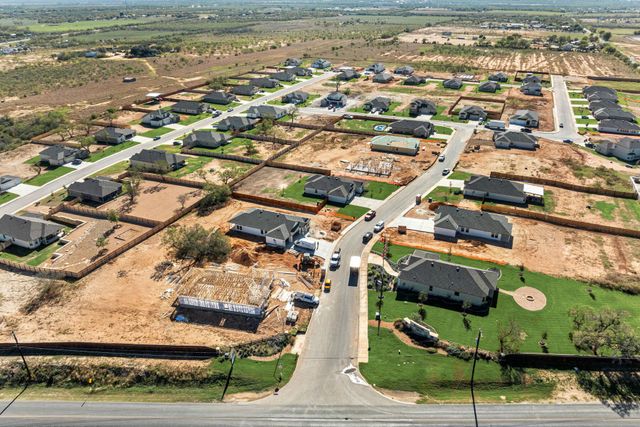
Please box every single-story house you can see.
[409,99,437,117]
[311,58,331,69]
[231,85,259,97]
[130,149,187,172]
[217,116,258,132]
[141,110,180,128]
[588,100,619,112]
[520,82,542,96]
[320,92,348,108]
[247,104,292,120]
[522,74,541,85]
[94,127,136,145]
[363,97,391,113]
[229,208,310,249]
[593,107,636,123]
[404,75,426,85]
[67,177,122,204]
[443,79,463,89]
[250,77,280,89]
[493,131,538,150]
[39,145,87,166]
[389,119,434,138]
[488,72,508,82]
[595,138,640,162]
[203,91,237,105]
[304,175,364,205]
[463,175,544,205]
[0,175,21,192]
[371,135,420,156]
[282,91,309,105]
[183,130,231,149]
[478,81,500,93]
[284,57,302,67]
[598,119,640,136]
[459,105,487,121]
[337,69,360,81]
[367,63,386,74]
[271,71,296,82]
[434,205,513,247]
[509,110,539,128]
[290,67,312,77]
[394,65,414,76]
[373,72,394,83]
[171,100,208,115]
[0,214,64,249]
[397,250,499,309]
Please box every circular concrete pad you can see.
[512,287,547,311]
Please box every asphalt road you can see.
[0,72,335,217]
[534,74,583,143]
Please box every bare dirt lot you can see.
[277,131,439,184]
[99,181,202,221]
[180,158,253,185]
[0,198,331,346]
[234,166,313,199]
[502,87,555,131]
[383,220,640,285]
[0,143,45,180]
[457,138,636,192]
[44,213,152,272]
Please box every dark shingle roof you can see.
[130,149,186,166]
[435,205,513,238]
[282,91,309,103]
[304,175,363,198]
[68,177,122,199]
[230,208,309,241]
[203,91,237,104]
[183,130,230,148]
[39,145,80,160]
[95,127,135,141]
[217,116,258,131]
[0,214,63,243]
[398,250,499,298]
[464,175,525,199]
[598,119,640,132]
[390,119,434,136]
[493,131,538,146]
[365,97,391,111]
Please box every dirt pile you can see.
[231,244,258,266]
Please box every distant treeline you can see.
[0,111,66,152]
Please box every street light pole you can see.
[470,328,482,427]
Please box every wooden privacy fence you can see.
[232,191,326,214]
[481,205,640,240]
[588,76,640,83]
[501,353,640,371]
[489,171,638,199]
[59,204,161,228]
[0,258,69,279]
[31,139,81,148]
[136,172,207,189]
[236,133,295,145]
[181,149,262,165]
[266,161,331,175]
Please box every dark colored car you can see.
[364,210,376,221]
[362,232,373,243]
[520,127,532,133]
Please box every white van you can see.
[295,237,319,251]
[485,120,506,131]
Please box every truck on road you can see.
[349,256,361,285]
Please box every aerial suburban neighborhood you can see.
[0,0,639,425]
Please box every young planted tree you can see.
[497,319,524,354]
[217,166,241,185]
[244,140,259,157]
[177,193,189,210]
[95,236,108,255]
[162,224,230,264]
[106,108,118,126]
[124,171,143,204]
[30,163,42,177]
[106,209,120,228]
[289,105,299,129]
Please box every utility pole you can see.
[221,348,237,401]
[12,332,32,382]
[376,235,389,336]
[470,329,482,427]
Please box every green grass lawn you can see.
[179,112,210,126]
[167,155,213,178]
[24,155,41,165]
[209,101,240,112]
[424,186,463,204]
[572,106,591,116]
[448,170,472,180]
[90,160,130,177]
[576,118,598,125]
[529,189,556,214]
[0,241,65,266]
[568,92,586,99]
[155,144,182,154]
[25,166,74,186]
[269,94,320,108]
[337,204,370,218]
[337,119,389,132]
[86,141,138,162]
[593,200,617,220]
[0,192,19,205]
[279,176,322,204]
[431,105,468,123]
[361,327,554,403]
[192,138,259,158]
[140,127,173,139]
[362,181,400,200]
[433,125,454,135]
[369,243,640,354]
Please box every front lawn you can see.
[90,160,130,177]
[0,240,65,266]
[192,138,260,158]
[576,118,598,125]
[433,125,454,135]
[424,186,463,204]
[140,127,173,139]
[0,192,19,205]
[361,327,554,403]
[179,112,210,126]
[362,181,399,200]
[280,176,323,204]
[431,105,468,123]
[369,243,640,354]
[337,119,389,132]
[25,166,74,186]
[448,170,472,180]
[86,141,138,162]
[337,204,370,218]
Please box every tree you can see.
[162,224,230,264]
[177,193,189,210]
[106,209,120,227]
[123,170,142,204]
[218,166,241,185]
[289,105,299,129]
[198,183,231,215]
[78,136,94,151]
[497,319,524,354]
[106,108,118,126]
[244,140,259,156]
[569,306,640,357]
[601,32,612,42]
[79,114,97,136]
[207,76,227,90]
[257,118,274,136]
[95,236,108,254]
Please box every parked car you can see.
[559,123,564,128]
[362,232,373,243]
[343,114,353,120]
[172,140,182,146]
[442,168,450,175]
[324,279,332,292]
[153,136,161,141]
[212,110,222,117]
[330,250,341,269]
[563,139,573,144]
[581,115,589,119]
[373,221,385,233]
[364,210,376,221]
[293,292,319,307]
[71,158,82,165]
[227,108,234,112]
[295,238,318,251]
[520,127,532,133]
[438,155,446,162]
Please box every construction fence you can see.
[489,171,638,199]
[481,205,640,240]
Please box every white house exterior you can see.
[303,175,364,205]
[0,214,64,249]
[598,119,640,136]
[596,138,640,162]
[434,205,513,247]
[0,176,21,192]
[229,208,310,249]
